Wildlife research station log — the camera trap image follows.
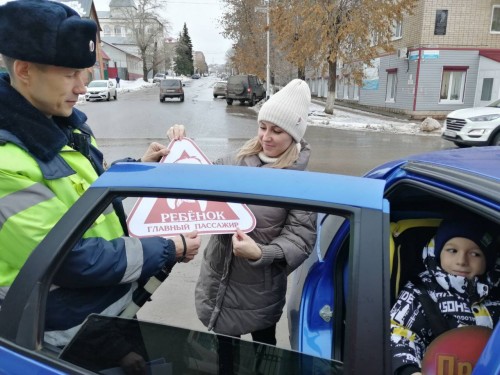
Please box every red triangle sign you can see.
[127,138,256,237]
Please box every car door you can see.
[0,164,389,374]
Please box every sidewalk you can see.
[311,96,413,121]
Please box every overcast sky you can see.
[94,0,233,65]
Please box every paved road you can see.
[80,77,450,350]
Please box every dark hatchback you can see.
[159,79,184,102]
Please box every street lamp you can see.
[255,1,270,99]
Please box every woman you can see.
[169,79,317,345]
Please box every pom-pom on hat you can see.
[0,0,97,69]
[257,79,311,143]
[434,219,498,270]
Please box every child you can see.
[390,218,499,375]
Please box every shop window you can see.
[386,71,397,103]
[481,78,493,102]
[440,67,467,103]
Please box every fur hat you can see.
[257,79,311,143]
[0,0,97,69]
[434,219,498,270]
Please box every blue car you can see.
[0,147,498,374]
[288,146,500,374]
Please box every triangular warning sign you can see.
[127,138,256,237]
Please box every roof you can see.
[479,50,500,63]
[366,147,500,182]
[100,49,110,60]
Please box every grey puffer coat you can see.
[195,140,317,336]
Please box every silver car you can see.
[213,81,227,98]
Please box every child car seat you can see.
[390,218,442,306]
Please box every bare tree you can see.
[272,0,418,114]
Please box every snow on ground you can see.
[79,78,443,137]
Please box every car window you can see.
[88,81,107,88]
[60,314,342,374]
[161,80,181,88]
[228,76,246,84]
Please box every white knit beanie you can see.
[257,79,311,143]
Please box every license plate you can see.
[444,130,456,138]
[166,89,175,92]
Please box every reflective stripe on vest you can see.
[0,139,124,287]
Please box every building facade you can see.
[315,0,500,118]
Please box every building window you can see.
[440,67,467,103]
[392,20,402,39]
[354,85,359,100]
[343,80,349,99]
[114,26,122,36]
[434,10,448,35]
[481,78,494,101]
[103,25,111,35]
[491,6,500,33]
[386,71,397,102]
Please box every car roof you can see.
[94,163,387,211]
[366,146,500,181]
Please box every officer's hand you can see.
[140,142,169,162]
[167,124,186,141]
[174,230,201,262]
[232,229,262,260]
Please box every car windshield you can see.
[88,81,107,88]
[487,99,500,108]
[161,80,180,87]
[215,82,226,88]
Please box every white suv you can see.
[442,99,500,146]
[85,80,117,102]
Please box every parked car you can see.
[153,73,166,84]
[287,146,500,374]
[0,147,498,374]
[226,74,266,106]
[159,78,184,102]
[213,81,227,98]
[85,80,117,101]
[441,99,500,147]
[191,74,201,79]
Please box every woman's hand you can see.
[167,124,186,141]
[232,229,262,260]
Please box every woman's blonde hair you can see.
[236,136,299,169]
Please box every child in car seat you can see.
[390,218,500,375]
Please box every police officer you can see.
[0,0,200,347]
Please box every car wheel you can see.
[250,94,256,107]
[106,93,110,101]
[492,133,500,146]
[114,92,117,100]
[214,95,217,98]
[160,97,165,102]
[226,99,233,105]
[86,99,89,102]
[180,95,184,102]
